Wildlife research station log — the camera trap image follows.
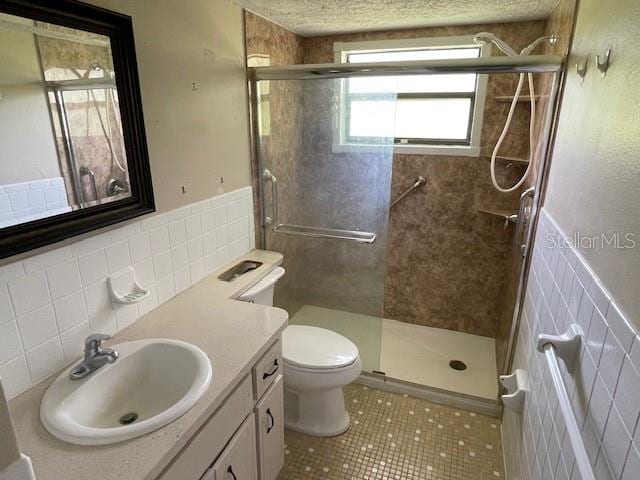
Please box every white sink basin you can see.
[40,339,212,445]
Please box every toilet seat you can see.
[283,325,359,370]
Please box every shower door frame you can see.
[502,68,569,375]
[247,55,566,385]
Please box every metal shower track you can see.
[248,54,563,81]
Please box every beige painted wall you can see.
[86,0,252,212]
[0,22,61,185]
[544,0,640,328]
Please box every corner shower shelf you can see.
[494,94,545,103]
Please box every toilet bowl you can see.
[282,325,361,436]
[238,266,362,436]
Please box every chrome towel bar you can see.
[272,224,376,244]
[263,169,376,244]
[537,325,596,480]
[390,176,426,208]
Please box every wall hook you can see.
[595,49,612,76]
[576,57,588,82]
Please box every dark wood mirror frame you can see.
[0,0,154,260]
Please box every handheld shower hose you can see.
[474,33,556,193]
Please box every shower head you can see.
[521,34,559,55]
[473,32,518,56]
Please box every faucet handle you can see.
[84,333,111,356]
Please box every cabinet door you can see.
[159,376,254,480]
[255,375,284,480]
[213,414,258,480]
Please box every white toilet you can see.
[238,266,362,436]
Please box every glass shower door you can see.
[255,76,397,373]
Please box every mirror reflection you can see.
[0,12,131,229]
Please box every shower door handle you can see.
[515,187,535,257]
[263,169,278,226]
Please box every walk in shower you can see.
[248,51,563,406]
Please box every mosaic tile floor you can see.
[278,384,504,480]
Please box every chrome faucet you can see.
[69,334,119,380]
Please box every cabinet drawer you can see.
[159,376,253,480]
[252,341,281,400]
[255,375,284,480]
[211,413,258,480]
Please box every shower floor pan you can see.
[291,305,498,400]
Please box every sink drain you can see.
[119,412,139,425]
[449,360,467,371]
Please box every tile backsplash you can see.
[503,208,640,480]
[0,186,255,400]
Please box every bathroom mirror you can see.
[0,0,154,259]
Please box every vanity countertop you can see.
[8,249,288,480]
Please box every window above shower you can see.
[333,36,488,156]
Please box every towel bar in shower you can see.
[263,169,377,244]
[536,325,595,480]
[272,224,376,243]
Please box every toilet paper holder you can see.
[499,369,528,413]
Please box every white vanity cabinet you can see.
[159,340,284,480]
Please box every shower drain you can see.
[449,360,467,371]
[119,412,139,425]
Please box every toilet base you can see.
[284,387,351,437]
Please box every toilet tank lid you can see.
[238,266,285,299]
[283,325,359,369]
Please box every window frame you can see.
[333,36,489,157]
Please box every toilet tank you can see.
[238,267,285,306]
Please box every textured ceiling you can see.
[234,0,559,36]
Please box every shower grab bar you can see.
[263,169,278,225]
[262,169,376,244]
[390,176,426,208]
[537,325,596,480]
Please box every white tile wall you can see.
[503,208,640,480]
[0,186,255,400]
[0,178,70,228]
